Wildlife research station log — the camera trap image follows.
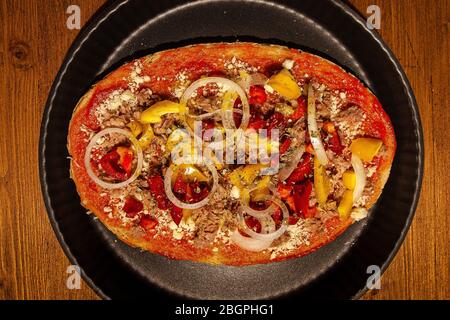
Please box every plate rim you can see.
[38,0,424,300]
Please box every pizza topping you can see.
[240,187,277,219]
[282,59,295,70]
[350,207,368,221]
[137,124,155,149]
[342,170,356,190]
[322,121,343,155]
[307,83,329,165]
[286,153,312,184]
[277,145,306,181]
[164,158,219,210]
[248,85,268,105]
[180,77,250,131]
[313,156,331,205]
[350,153,366,203]
[337,189,353,219]
[292,181,316,219]
[349,137,383,162]
[73,47,393,257]
[230,230,272,252]
[122,196,144,218]
[236,71,268,93]
[139,215,158,231]
[84,128,143,189]
[140,100,181,124]
[237,196,289,244]
[267,69,301,100]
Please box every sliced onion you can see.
[260,216,276,234]
[307,83,328,165]
[351,153,366,203]
[187,109,222,120]
[278,145,305,181]
[230,230,272,252]
[240,188,277,219]
[164,157,219,209]
[84,128,143,189]
[236,72,268,92]
[240,196,289,242]
[180,77,250,131]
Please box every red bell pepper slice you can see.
[232,98,243,127]
[271,208,282,224]
[99,149,129,181]
[189,182,209,203]
[116,147,134,176]
[148,174,183,225]
[139,216,158,231]
[289,96,307,121]
[173,175,187,195]
[288,216,300,225]
[245,216,262,233]
[122,196,144,218]
[249,85,267,105]
[170,205,183,225]
[305,143,315,154]
[278,183,293,199]
[286,153,312,184]
[279,138,292,155]
[248,118,266,130]
[148,175,170,210]
[322,121,343,155]
[292,181,316,218]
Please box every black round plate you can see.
[39,0,423,299]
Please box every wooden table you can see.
[0,0,448,300]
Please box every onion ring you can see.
[351,153,366,203]
[240,188,277,219]
[180,77,250,131]
[230,230,272,252]
[187,109,222,121]
[84,128,143,189]
[164,156,219,209]
[240,196,289,242]
[307,83,328,165]
[236,72,268,93]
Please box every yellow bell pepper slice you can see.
[240,164,266,185]
[138,124,154,149]
[170,164,209,184]
[228,164,266,189]
[255,175,271,190]
[349,138,383,162]
[127,119,143,137]
[221,91,239,112]
[166,130,189,152]
[251,176,272,202]
[338,190,354,219]
[140,100,181,124]
[228,169,243,188]
[342,170,356,190]
[314,157,331,205]
[267,69,301,100]
[251,187,270,202]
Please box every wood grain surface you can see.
[0,0,448,300]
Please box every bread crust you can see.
[67,43,396,265]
